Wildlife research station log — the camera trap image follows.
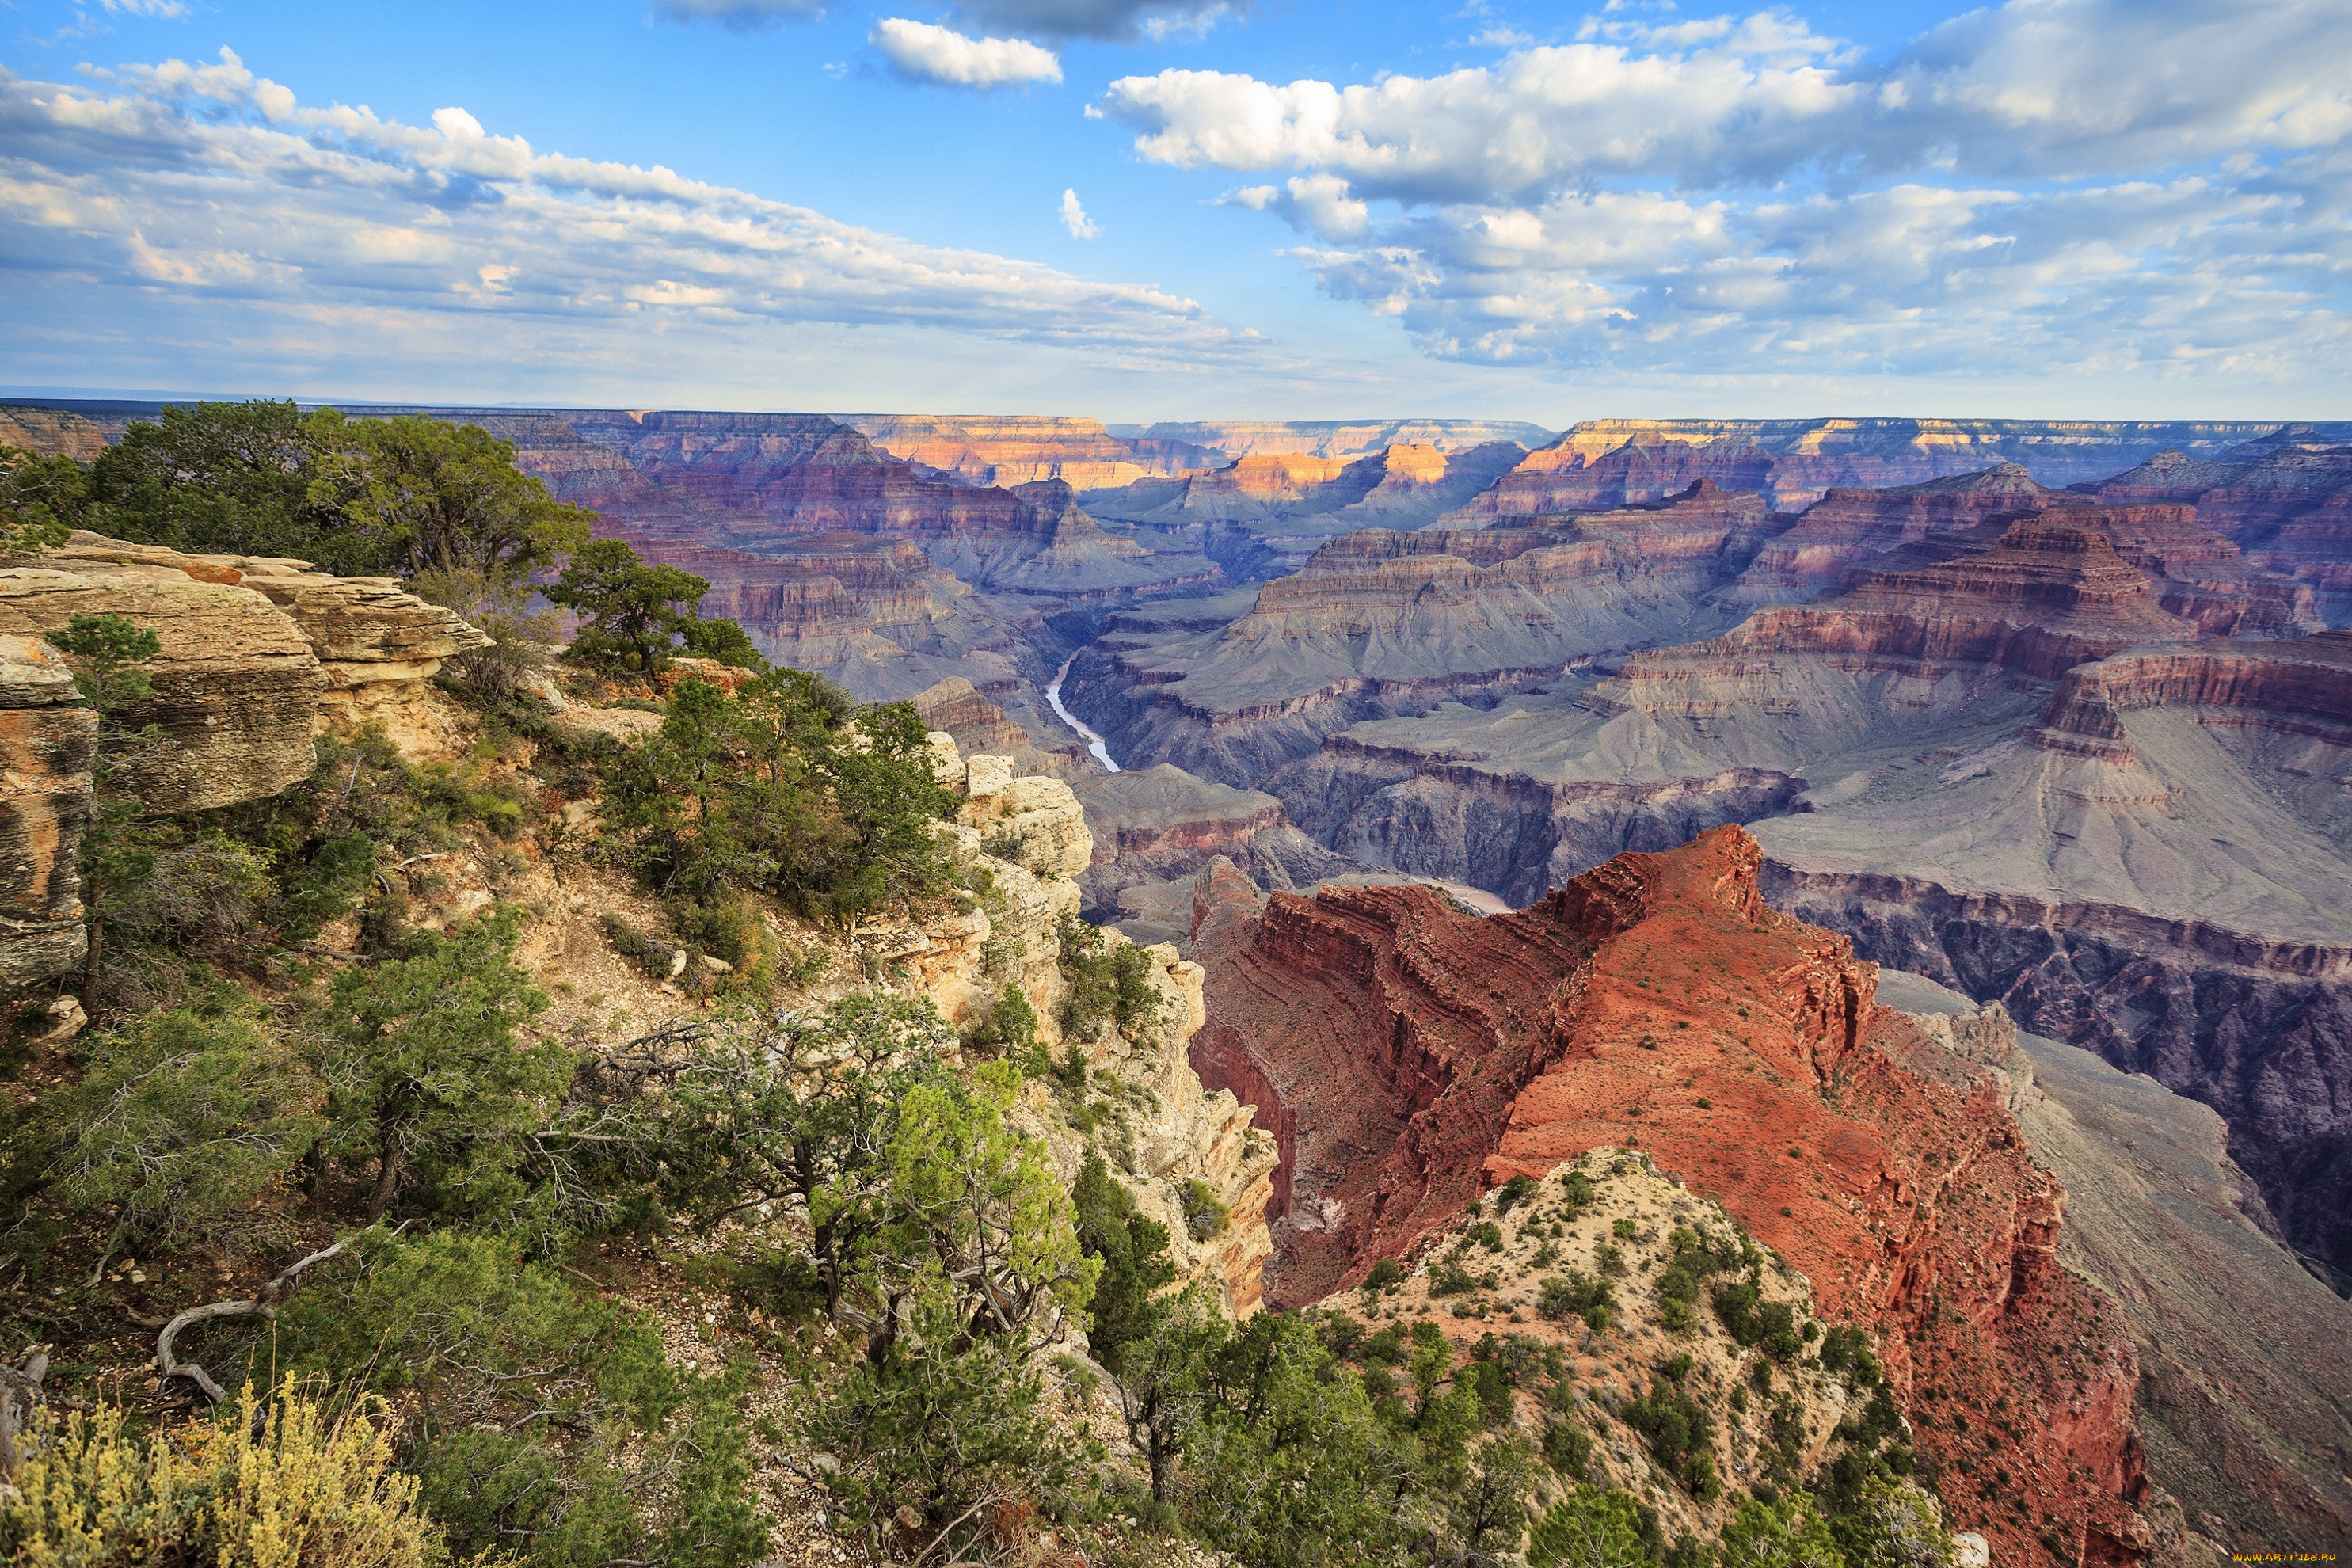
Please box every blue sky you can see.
[2,0,2347,421]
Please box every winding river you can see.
[1045,655,1120,773]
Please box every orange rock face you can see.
[843,413,1183,490]
[1193,826,2154,1567]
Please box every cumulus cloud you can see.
[1060,188,1100,238]
[1097,0,2352,380]
[0,48,1256,389]
[954,0,1235,43]
[871,18,1061,87]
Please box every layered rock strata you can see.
[1190,825,2153,1566]
[891,741,1280,1315]
[2077,444,2352,624]
[1878,971,2352,1556]
[0,634,95,988]
[1060,483,1783,785]
[843,414,1184,490]
[1636,516,2194,686]
[1071,763,1368,938]
[1726,463,2089,604]
[1519,418,2352,507]
[0,532,490,988]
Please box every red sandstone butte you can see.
[1193,826,2154,1568]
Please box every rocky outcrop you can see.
[2076,445,2352,624]
[1090,441,1532,542]
[1118,418,1555,464]
[1638,516,2194,686]
[843,414,1183,491]
[0,634,95,988]
[2075,504,2320,637]
[0,406,110,461]
[892,740,1279,1316]
[2033,631,2352,760]
[1727,462,2090,605]
[1071,763,1367,934]
[0,532,491,989]
[1265,736,1806,909]
[1192,825,2153,1566]
[1517,419,2352,508]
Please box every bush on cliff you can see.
[546,536,763,676]
[0,1378,455,1568]
[601,673,957,924]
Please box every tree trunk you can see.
[366,1121,404,1224]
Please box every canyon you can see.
[10,400,2352,1560]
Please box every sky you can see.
[2,0,2348,422]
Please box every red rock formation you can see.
[2077,504,2320,637]
[842,414,1182,489]
[2033,630,2352,760]
[1729,463,2089,604]
[1193,826,2154,1566]
[1641,517,2194,686]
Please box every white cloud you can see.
[0,50,1258,386]
[1096,0,2352,382]
[98,0,193,16]
[1060,188,1100,238]
[870,18,1061,88]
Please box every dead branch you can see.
[154,1237,356,1402]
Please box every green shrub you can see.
[1625,1380,1721,1498]
[1537,1270,1613,1326]
[1056,915,1169,1041]
[268,1231,766,1568]
[7,1008,323,1271]
[1181,1177,1232,1241]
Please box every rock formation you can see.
[0,633,95,990]
[1071,763,1367,942]
[1190,826,2154,1566]
[1117,418,1555,464]
[0,405,110,461]
[1726,463,2089,605]
[886,739,1280,1315]
[0,532,489,988]
[842,414,1186,490]
[1510,418,2352,509]
[2076,444,2352,624]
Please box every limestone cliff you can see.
[0,531,490,989]
[878,740,1281,1318]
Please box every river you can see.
[1045,655,1120,773]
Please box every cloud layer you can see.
[1102,0,2352,379]
[870,18,1061,86]
[0,48,1254,392]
